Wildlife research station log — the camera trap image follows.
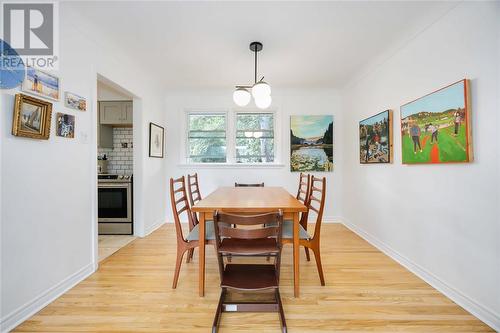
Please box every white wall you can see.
[0,4,167,332]
[341,2,500,330]
[164,89,343,223]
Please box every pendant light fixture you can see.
[233,41,272,109]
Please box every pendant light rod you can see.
[249,41,263,84]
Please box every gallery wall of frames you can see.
[12,66,87,141]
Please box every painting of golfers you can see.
[401,79,471,164]
[22,66,60,101]
[359,110,392,164]
[290,115,333,172]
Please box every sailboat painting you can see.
[12,94,53,140]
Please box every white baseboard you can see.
[0,262,96,333]
[144,218,166,237]
[342,219,500,332]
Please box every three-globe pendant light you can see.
[233,42,272,109]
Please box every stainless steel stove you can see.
[98,174,133,235]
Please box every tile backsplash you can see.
[98,127,133,175]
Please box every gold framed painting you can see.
[12,93,53,140]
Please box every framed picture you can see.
[401,79,472,164]
[290,115,333,172]
[359,110,393,164]
[149,122,164,158]
[12,93,52,140]
[56,113,75,138]
[64,91,87,111]
[22,66,60,101]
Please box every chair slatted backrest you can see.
[296,173,311,229]
[169,176,194,241]
[308,176,326,239]
[213,211,284,279]
[234,182,265,187]
[187,173,202,227]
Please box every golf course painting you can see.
[401,79,472,164]
[290,115,333,172]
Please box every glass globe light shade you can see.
[251,81,271,99]
[255,94,272,109]
[253,131,263,138]
[233,88,251,107]
[244,131,253,138]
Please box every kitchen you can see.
[96,80,136,261]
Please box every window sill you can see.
[177,163,286,169]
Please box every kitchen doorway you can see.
[96,77,137,262]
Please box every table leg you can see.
[199,213,206,297]
[293,212,300,297]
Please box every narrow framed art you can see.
[149,122,165,158]
[359,110,393,164]
[12,93,52,140]
[64,92,87,111]
[56,113,75,138]
[400,79,472,164]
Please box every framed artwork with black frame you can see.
[359,110,393,164]
[149,122,164,158]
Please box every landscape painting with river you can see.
[290,115,334,172]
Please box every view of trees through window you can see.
[187,112,274,163]
[236,113,274,163]
[188,114,226,163]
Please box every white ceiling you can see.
[67,1,457,90]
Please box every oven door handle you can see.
[98,183,130,188]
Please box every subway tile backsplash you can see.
[98,127,133,175]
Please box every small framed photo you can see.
[64,91,87,111]
[56,113,75,138]
[22,66,60,101]
[12,93,53,140]
[149,122,164,158]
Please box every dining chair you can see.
[282,175,326,286]
[212,210,286,333]
[234,182,265,187]
[169,176,216,289]
[186,173,203,262]
[296,173,311,261]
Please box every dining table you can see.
[191,186,307,298]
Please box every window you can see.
[187,113,226,163]
[236,113,274,163]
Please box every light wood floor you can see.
[14,224,494,332]
[98,235,136,262]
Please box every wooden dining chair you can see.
[234,182,265,187]
[283,175,326,286]
[296,173,312,261]
[212,210,286,333]
[170,176,216,289]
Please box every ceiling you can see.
[67,1,457,90]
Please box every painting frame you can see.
[12,93,53,140]
[359,110,393,164]
[290,115,334,172]
[400,79,472,164]
[21,66,60,101]
[64,91,87,111]
[56,112,75,139]
[149,122,164,158]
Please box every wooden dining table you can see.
[191,186,307,298]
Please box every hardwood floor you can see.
[98,235,136,262]
[14,224,494,332]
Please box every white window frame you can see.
[233,110,277,164]
[180,108,282,168]
[184,110,229,164]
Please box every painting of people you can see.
[359,110,392,163]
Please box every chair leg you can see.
[227,254,232,262]
[275,289,287,333]
[212,288,226,333]
[186,248,194,263]
[172,248,187,289]
[304,247,311,261]
[311,245,325,286]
